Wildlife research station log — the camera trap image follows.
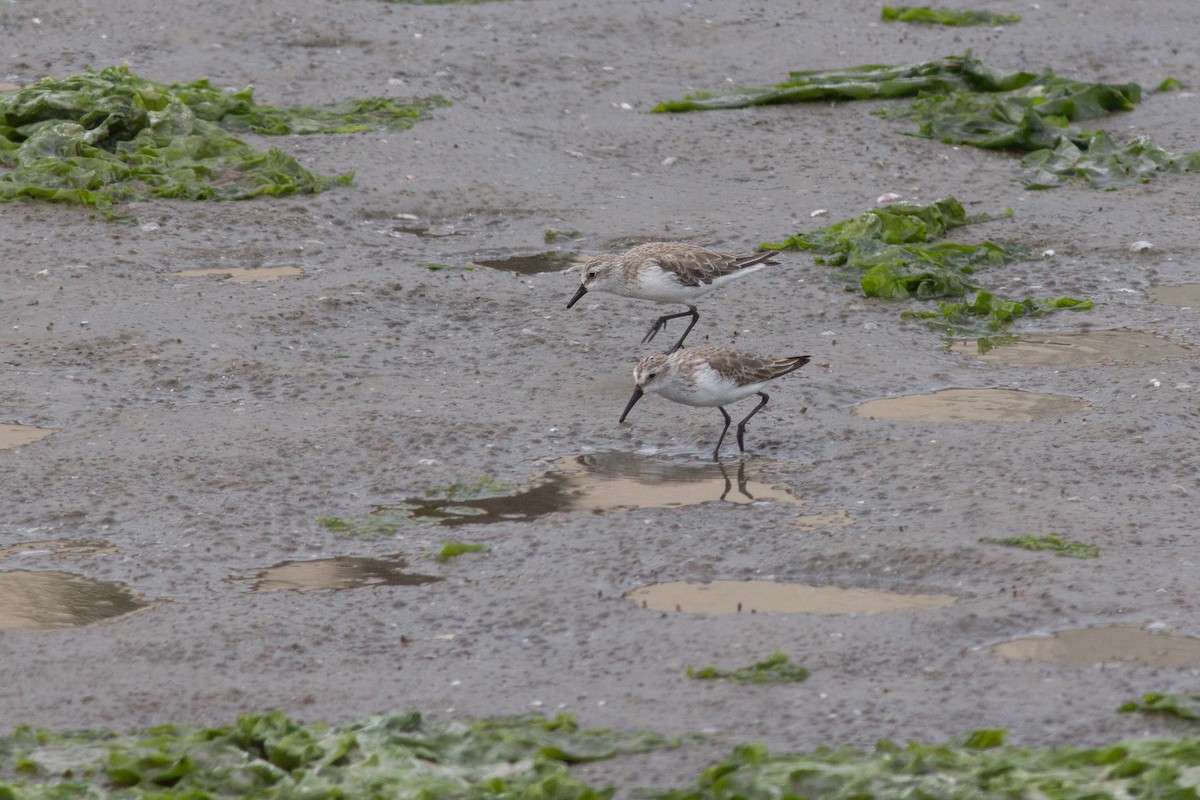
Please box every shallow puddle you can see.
[555,453,807,510]
[625,580,956,615]
[950,329,1193,367]
[854,388,1089,422]
[174,266,304,283]
[245,555,442,592]
[472,252,586,275]
[0,423,58,450]
[993,625,1200,669]
[1144,283,1200,307]
[370,453,813,530]
[0,539,118,560]
[0,570,154,632]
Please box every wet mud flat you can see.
[3,0,1200,793]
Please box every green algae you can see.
[316,514,408,540]
[0,66,445,213]
[687,653,809,685]
[981,533,1100,559]
[654,57,977,112]
[545,228,582,244]
[763,197,1018,301]
[436,540,488,561]
[1,710,666,799]
[1019,131,1200,189]
[881,5,1020,25]
[655,732,1200,800]
[655,53,1200,189]
[1121,693,1200,724]
[763,197,1089,333]
[906,291,1093,337]
[190,93,450,136]
[7,714,1200,800]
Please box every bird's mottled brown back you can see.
[625,242,778,287]
[697,346,811,386]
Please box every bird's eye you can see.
[647,372,658,381]
[586,270,598,279]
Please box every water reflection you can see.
[0,423,58,450]
[0,570,153,631]
[626,580,956,615]
[994,625,1200,668]
[854,388,1090,422]
[472,252,586,275]
[246,555,441,592]
[1145,283,1200,307]
[950,329,1193,367]
[379,453,810,527]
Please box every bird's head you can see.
[620,353,672,422]
[567,256,618,307]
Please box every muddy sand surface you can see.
[2,0,1199,791]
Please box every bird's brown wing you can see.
[657,248,779,287]
[701,348,811,386]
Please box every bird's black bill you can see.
[566,284,588,309]
[619,386,644,423]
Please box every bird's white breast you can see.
[623,262,715,304]
[655,362,766,407]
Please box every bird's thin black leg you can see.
[735,392,770,453]
[712,406,733,461]
[736,458,753,500]
[666,306,700,353]
[643,306,700,352]
[717,461,733,501]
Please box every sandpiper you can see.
[619,345,810,461]
[566,242,778,353]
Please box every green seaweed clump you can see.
[654,56,979,112]
[882,5,1020,25]
[187,92,451,136]
[0,66,448,213]
[0,66,358,212]
[1,710,666,799]
[884,61,1200,188]
[763,197,1089,333]
[1120,693,1200,724]
[906,290,1092,336]
[655,731,1200,800]
[436,540,488,561]
[1020,131,1200,189]
[688,653,809,684]
[763,196,1018,301]
[545,228,582,244]
[981,533,1099,559]
[655,53,1200,189]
